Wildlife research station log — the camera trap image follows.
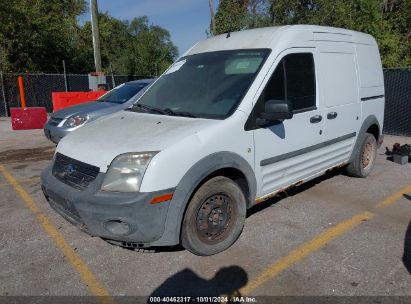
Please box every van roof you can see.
[187,25,377,55]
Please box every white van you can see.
[41,25,385,256]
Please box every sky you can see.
[81,0,219,56]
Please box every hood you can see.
[56,111,217,171]
[52,101,119,119]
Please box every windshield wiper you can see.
[129,104,197,118]
[163,108,198,118]
[132,104,167,115]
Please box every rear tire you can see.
[181,176,246,256]
[347,132,377,178]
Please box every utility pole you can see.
[208,0,216,35]
[90,0,102,72]
[0,70,7,117]
[109,62,115,88]
[62,60,68,92]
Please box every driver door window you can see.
[254,53,316,118]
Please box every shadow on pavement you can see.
[0,146,55,164]
[149,266,248,299]
[403,194,411,274]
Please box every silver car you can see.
[44,79,154,144]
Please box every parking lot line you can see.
[241,183,411,295]
[240,211,374,294]
[0,176,40,188]
[376,184,411,209]
[0,164,114,304]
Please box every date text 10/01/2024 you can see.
[148,296,257,303]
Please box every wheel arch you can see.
[365,123,380,142]
[350,115,381,163]
[152,152,256,246]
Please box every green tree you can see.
[126,17,178,76]
[215,0,249,34]
[76,13,132,74]
[78,14,177,75]
[214,0,411,67]
[270,0,411,67]
[0,1,178,75]
[245,0,271,28]
[380,0,411,66]
[0,0,86,72]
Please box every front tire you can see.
[181,176,247,256]
[347,132,377,178]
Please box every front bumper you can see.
[41,165,175,246]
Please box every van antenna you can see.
[226,31,231,38]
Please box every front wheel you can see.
[347,132,377,178]
[181,176,247,256]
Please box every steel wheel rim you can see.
[196,194,234,244]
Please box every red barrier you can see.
[11,107,48,130]
[52,91,107,112]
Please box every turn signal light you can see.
[150,192,173,204]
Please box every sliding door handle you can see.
[327,112,338,119]
[310,115,322,123]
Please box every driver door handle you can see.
[327,112,338,120]
[310,115,322,123]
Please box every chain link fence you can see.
[0,72,8,117]
[0,73,151,115]
[383,68,411,137]
[0,70,410,137]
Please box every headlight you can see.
[101,152,158,192]
[63,114,89,128]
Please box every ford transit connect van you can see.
[41,25,385,256]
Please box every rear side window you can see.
[257,53,316,113]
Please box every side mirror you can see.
[256,100,293,126]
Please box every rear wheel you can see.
[181,176,246,256]
[347,133,377,178]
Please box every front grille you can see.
[52,153,100,190]
[48,117,63,126]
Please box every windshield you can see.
[99,83,148,104]
[132,49,270,119]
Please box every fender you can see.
[349,115,382,163]
[151,152,257,246]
